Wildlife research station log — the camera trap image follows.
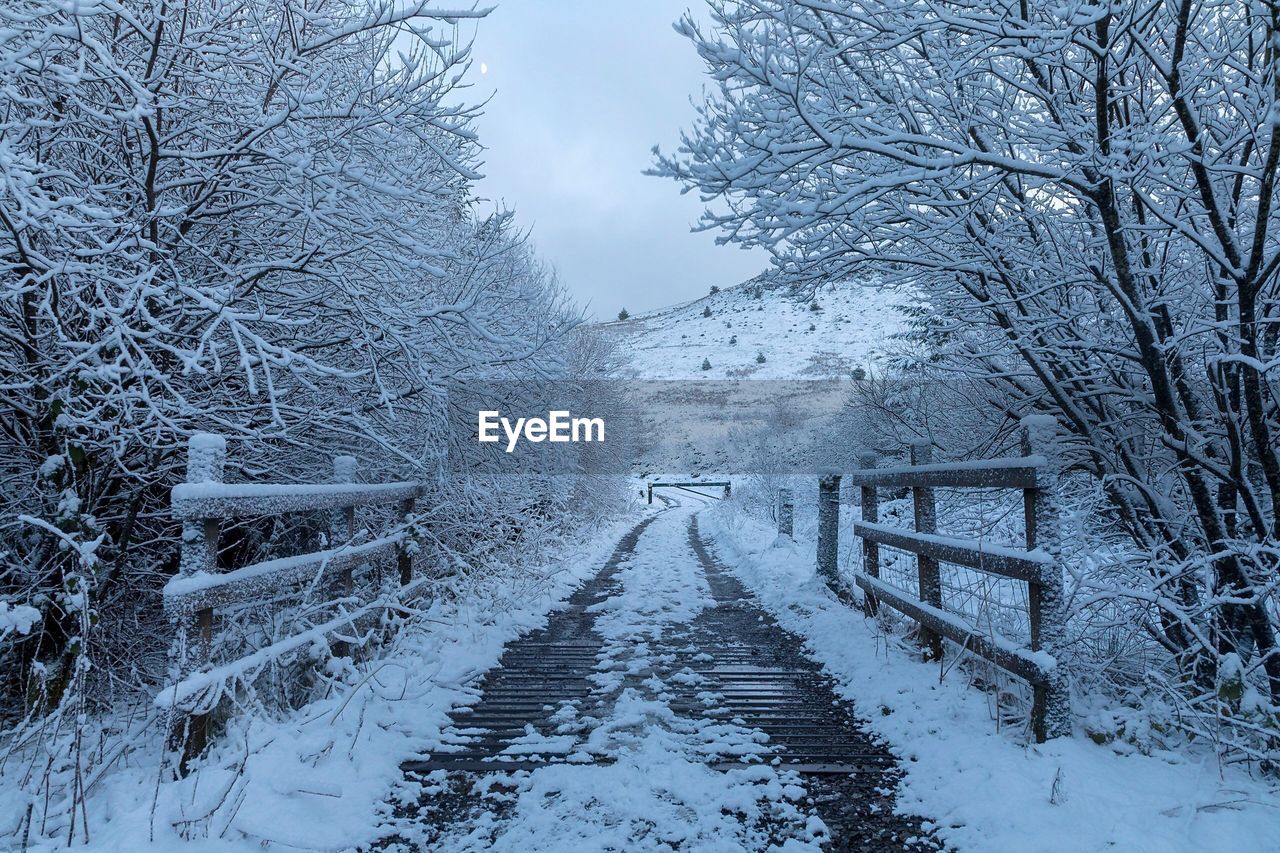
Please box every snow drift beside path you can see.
[700,507,1280,853]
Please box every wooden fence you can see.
[160,434,426,774]
[647,481,731,503]
[812,415,1069,742]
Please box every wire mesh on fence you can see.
[846,487,1035,644]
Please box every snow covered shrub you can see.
[0,0,625,840]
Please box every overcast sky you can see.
[459,1,767,319]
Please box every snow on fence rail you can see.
[163,534,405,612]
[163,434,424,775]
[810,415,1070,743]
[170,480,423,520]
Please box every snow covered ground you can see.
[601,278,908,380]
[18,484,1276,851]
[416,503,827,852]
[699,502,1280,853]
[1,515,644,852]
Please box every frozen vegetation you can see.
[0,0,628,846]
[3,0,1280,849]
[653,0,1280,802]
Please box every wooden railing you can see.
[160,434,425,774]
[824,415,1069,742]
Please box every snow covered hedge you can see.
[0,1,627,841]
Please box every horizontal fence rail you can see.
[843,457,1045,489]
[647,480,732,503]
[163,435,424,775]
[852,573,1053,685]
[851,522,1053,585]
[163,534,405,613]
[829,416,1070,743]
[170,480,424,520]
[157,577,429,712]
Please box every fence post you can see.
[1022,416,1070,741]
[331,455,357,658]
[647,483,653,505]
[173,433,225,776]
[858,453,880,616]
[332,455,357,540]
[910,441,943,661]
[777,488,794,537]
[723,482,731,499]
[817,471,841,588]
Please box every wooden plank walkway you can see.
[381,509,941,851]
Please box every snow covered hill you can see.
[599,278,909,380]
[592,278,908,478]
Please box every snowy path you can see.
[380,501,936,851]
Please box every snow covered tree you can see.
[655,0,1280,741]
[0,0,583,728]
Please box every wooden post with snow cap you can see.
[173,433,225,775]
[332,455,358,542]
[331,455,357,658]
[816,470,841,587]
[910,441,943,661]
[777,489,794,538]
[1021,416,1070,741]
[858,453,880,616]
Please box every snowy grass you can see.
[603,279,905,380]
[701,504,1280,852]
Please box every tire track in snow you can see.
[382,500,939,851]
